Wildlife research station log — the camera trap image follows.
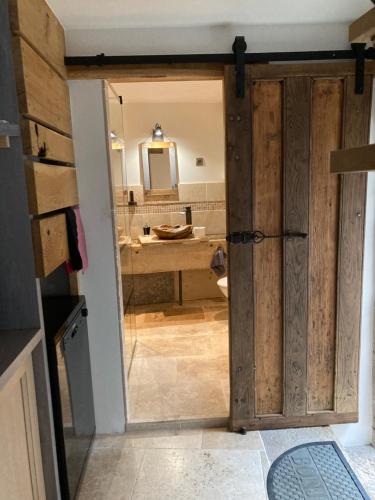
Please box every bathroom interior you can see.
[107,79,229,423]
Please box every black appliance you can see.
[43,296,95,500]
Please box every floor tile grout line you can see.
[130,448,147,500]
[258,431,271,463]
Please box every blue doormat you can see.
[267,441,370,500]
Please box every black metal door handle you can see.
[226,230,308,244]
[283,231,308,240]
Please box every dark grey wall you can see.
[0,0,39,330]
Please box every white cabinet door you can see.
[0,357,46,500]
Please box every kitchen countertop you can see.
[0,328,42,390]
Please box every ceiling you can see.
[47,0,370,30]
[112,81,223,104]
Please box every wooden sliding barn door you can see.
[225,65,372,431]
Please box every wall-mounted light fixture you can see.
[152,123,164,142]
[110,130,125,150]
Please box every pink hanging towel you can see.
[74,207,89,272]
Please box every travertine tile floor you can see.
[77,427,375,500]
[127,298,229,422]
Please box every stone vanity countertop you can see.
[121,234,226,249]
[0,328,42,391]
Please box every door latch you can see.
[226,230,308,244]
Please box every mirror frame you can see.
[140,141,178,190]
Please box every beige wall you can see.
[122,102,225,186]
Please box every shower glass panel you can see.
[106,84,137,377]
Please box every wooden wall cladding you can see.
[307,79,343,412]
[252,81,283,416]
[32,214,69,278]
[22,120,74,164]
[13,37,72,136]
[9,0,66,79]
[25,162,78,215]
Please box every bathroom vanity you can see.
[120,236,226,275]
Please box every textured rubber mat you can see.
[267,441,370,500]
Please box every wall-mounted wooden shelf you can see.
[330,144,375,174]
[12,37,72,136]
[25,161,78,215]
[22,120,74,164]
[9,0,67,79]
[349,7,375,43]
[32,214,69,277]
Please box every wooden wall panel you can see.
[25,162,78,215]
[21,120,74,164]
[32,214,69,278]
[283,77,311,417]
[335,75,372,413]
[225,66,255,428]
[308,79,343,412]
[253,81,283,415]
[13,38,72,135]
[331,144,375,174]
[9,0,66,78]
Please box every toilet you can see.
[217,277,228,298]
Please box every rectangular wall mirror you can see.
[140,141,178,191]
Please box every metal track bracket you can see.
[232,36,247,98]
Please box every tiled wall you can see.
[117,182,226,240]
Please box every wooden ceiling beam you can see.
[331,143,375,174]
[349,7,375,43]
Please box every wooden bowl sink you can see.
[152,224,193,240]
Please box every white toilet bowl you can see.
[217,277,228,298]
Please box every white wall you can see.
[331,80,375,447]
[65,22,350,56]
[123,102,225,186]
[69,80,126,434]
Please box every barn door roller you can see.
[226,230,308,244]
[232,36,247,98]
[351,43,367,94]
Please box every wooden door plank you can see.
[9,0,66,78]
[283,77,311,417]
[12,37,72,135]
[308,79,343,412]
[249,62,375,80]
[331,143,375,174]
[253,81,283,415]
[21,120,74,164]
[25,162,78,215]
[335,75,372,414]
[224,66,255,429]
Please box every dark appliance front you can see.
[43,296,95,500]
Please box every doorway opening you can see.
[106,79,229,423]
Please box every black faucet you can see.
[183,206,192,225]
